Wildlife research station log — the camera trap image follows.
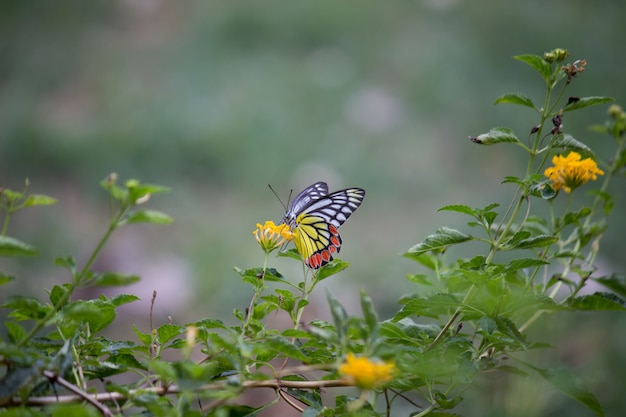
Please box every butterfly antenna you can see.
[268,184,288,211]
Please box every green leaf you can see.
[563,96,614,112]
[108,294,141,307]
[133,325,152,345]
[63,301,117,333]
[405,252,441,271]
[405,227,473,257]
[0,272,16,286]
[360,290,379,339]
[535,367,605,417]
[494,93,537,110]
[5,321,28,343]
[477,316,496,334]
[157,324,183,345]
[193,318,228,330]
[0,236,39,257]
[23,194,57,207]
[3,296,49,321]
[54,256,76,272]
[551,134,593,157]
[266,336,309,362]
[50,403,101,417]
[315,259,349,281]
[495,317,526,347]
[508,234,558,250]
[568,293,626,310]
[326,289,348,340]
[49,283,71,306]
[125,210,173,225]
[503,258,549,272]
[514,54,553,82]
[396,294,460,320]
[560,207,592,227]
[235,267,285,285]
[277,248,302,261]
[593,274,626,297]
[127,183,171,204]
[93,272,141,287]
[438,204,476,216]
[470,127,521,145]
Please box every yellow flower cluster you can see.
[338,353,395,390]
[544,151,604,193]
[253,220,293,253]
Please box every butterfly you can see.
[282,182,365,269]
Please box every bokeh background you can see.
[1,1,625,416]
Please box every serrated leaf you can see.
[563,96,614,112]
[5,321,28,343]
[23,194,57,207]
[133,325,152,345]
[477,316,497,334]
[405,227,473,257]
[502,176,525,186]
[93,272,141,287]
[568,293,625,310]
[266,336,309,362]
[108,294,140,307]
[438,204,476,217]
[561,207,592,227]
[125,210,173,225]
[593,274,626,297]
[54,256,76,272]
[235,267,285,285]
[509,234,558,250]
[551,134,593,156]
[494,93,537,109]
[513,54,553,82]
[535,367,605,417]
[63,301,116,333]
[470,127,520,145]
[49,283,71,306]
[0,236,39,257]
[326,289,348,339]
[315,259,349,281]
[127,183,171,204]
[277,248,302,261]
[157,323,183,345]
[396,294,460,319]
[360,290,379,339]
[495,316,526,347]
[504,258,550,272]
[193,318,228,330]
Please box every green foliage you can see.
[1,49,625,416]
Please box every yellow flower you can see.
[253,220,293,253]
[338,353,395,390]
[544,151,604,193]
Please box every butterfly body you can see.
[283,182,365,269]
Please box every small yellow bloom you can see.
[544,151,604,193]
[338,353,395,390]
[253,220,293,254]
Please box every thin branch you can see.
[278,389,304,413]
[8,378,351,408]
[43,370,114,417]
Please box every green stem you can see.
[17,207,126,347]
[426,285,476,352]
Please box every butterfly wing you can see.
[291,187,365,269]
[283,182,329,227]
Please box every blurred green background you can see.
[1,1,624,415]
